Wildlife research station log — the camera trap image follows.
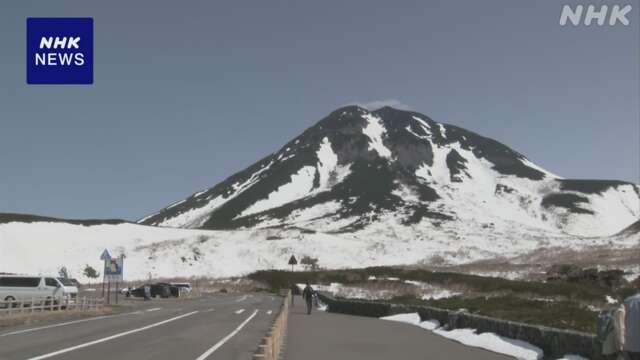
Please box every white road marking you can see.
[0,310,143,337]
[194,310,259,360]
[235,295,248,303]
[205,308,215,313]
[145,307,162,312]
[235,309,245,314]
[26,311,199,360]
[267,310,273,315]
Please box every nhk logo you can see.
[36,37,85,66]
[27,18,93,84]
[559,4,632,26]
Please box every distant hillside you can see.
[0,213,127,226]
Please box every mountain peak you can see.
[138,106,639,239]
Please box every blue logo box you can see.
[26,18,93,84]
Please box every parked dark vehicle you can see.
[155,283,180,297]
[127,284,168,298]
[126,283,180,298]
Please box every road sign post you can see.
[288,255,298,272]
[100,249,111,299]
[100,249,124,305]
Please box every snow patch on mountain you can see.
[240,166,316,217]
[159,194,229,228]
[238,137,352,218]
[156,161,275,227]
[317,137,338,190]
[412,138,573,233]
[315,137,351,192]
[283,201,343,224]
[438,123,447,138]
[547,184,640,237]
[362,113,392,158]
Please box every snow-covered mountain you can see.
[139,106,639,238]
[2,106,638,281]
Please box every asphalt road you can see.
[0,293,281,360]
[284,295,514,360]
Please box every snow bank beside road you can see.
[380,312,588,360]
[433,328,543,360]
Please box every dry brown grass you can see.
[420,245,640,281]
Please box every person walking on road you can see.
[302,282,314,315]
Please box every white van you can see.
[0,275,78,307]
[55,277,79,303]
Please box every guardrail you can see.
[253,290,291,360]
[0,297,104,318]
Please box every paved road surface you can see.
[0,293,280,360]
[284,295,514,360]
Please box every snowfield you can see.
[1,217,637,284]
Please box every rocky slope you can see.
[139,106,639,238]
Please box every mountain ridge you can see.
[0,212,128,226]
[138,106,639,238]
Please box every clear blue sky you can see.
[1,0,638,220]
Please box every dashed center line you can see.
[194,310,259,360]
[267,310,273,315]
[235,309,245,314]
[145,307,162,312]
